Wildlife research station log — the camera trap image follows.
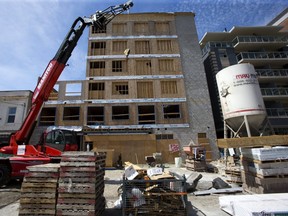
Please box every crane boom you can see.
[9,1,133,149]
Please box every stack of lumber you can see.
[241,146,288,194]
[57,151,106,216]
[19,163,60,216]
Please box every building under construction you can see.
[34,12,218,164]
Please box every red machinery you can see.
[0,1,133,186]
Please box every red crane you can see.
[0,1,133,186]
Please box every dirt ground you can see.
[0,164,235,216]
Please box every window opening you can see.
[91,42,106,55]
[63,107,80,121]
[39,107,56,126]
[163,105,180,119]
[87,106,104,125]
[112,60,126,73]
[65,83,82,97]
[89,61,105,76]
[138,105,155,124]
[112,106,129,120]
[91,25,106,34]
[7,107,17,123]
[112,82,129,95]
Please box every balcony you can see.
[233,35,288,51]
[201,41,233,56]
[261,87,288,99]
[236,52,288,66]
[256,69,288,82]
[266,108,288,117]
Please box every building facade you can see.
[200,13,288,138]
[268,8,288,31]
[37,12,218,163]
[0,91,32,146]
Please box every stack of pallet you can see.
[183,145,206,171]
[198,136,212,162]
[225,166,242,184]
[57,151,106,216]
[19,163,60,216]
[241,147,288,194]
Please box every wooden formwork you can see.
[85,134,180,164]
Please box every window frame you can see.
[7,107,17,123]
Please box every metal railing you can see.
[237,52,288,62]
[256,69,288,77]
[266,108,288,117]
[261,88,288,96]
[201,41,233,56]
[232,35,288,46]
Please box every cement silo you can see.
[216,63,267,137]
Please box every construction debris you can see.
[194,187,242,196]
[120,162,187,216]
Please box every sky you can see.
[0,0,287,91]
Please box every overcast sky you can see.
[0,0,287,91]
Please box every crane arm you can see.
[9,1,133,148]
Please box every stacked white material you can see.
[241,146,288,161]
[219,193,288,216]
[241,146,288,193]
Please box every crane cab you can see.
[38,129,79,154]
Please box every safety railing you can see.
[232,35,288,46]
[261,88,288,96]
[266,108,288,117]
[256,69,288,77]
[237,52,288,62]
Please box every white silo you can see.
[216,63,267,137]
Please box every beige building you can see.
[37,13,218,164]
[0,91,32,146]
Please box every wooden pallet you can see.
[19,164,60,216]
[241,171,288,193]
[56,151,106,216]
[185,159,206,171]
[225,167,242,184]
